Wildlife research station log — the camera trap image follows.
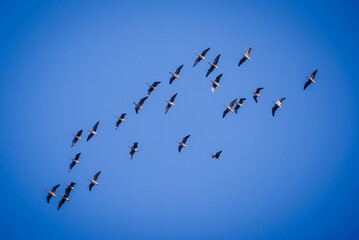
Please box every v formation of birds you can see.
[45,46,318,210]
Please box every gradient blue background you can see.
[0,0,358,239]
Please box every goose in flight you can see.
[88,171,101,191]
[64,182,76,197]
[238,46,252,67]
[115,113,126,130]
[44,184,60,203]
[57,193,70,210]
[304,69,318,90]
[250,88,263,103]
[177,135,191,153]
[272,98,286,116]
[128,142,138,159]
[69,153,81,172]
[134,96,148,114]
[147,81,161,96]
[209,74,223,93]
[210,151,222,160]
[223,98,237,118]
[234,98,246,113]
[71,129,83,148]
[169,65,184,84]
[87,121,99,141]
[165,93,177,114]
[193,47,210,67]
[206,54,220,77]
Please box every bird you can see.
[146,81,161,96]
[234,98,246,113]
[115,113,126,130]
[223,98,237,118]
[88,171,101,191]
[69,153,81,172]
[165,93,177,114]
[128,142,138,159]
[57,193,70,210]
[250,88,263,103]
[44,184,60,203]
[238,46,252,67]
[64,182,76,197]
[169,65,184,84]
[209,74,223,93]
[272,98,286,116]
[71,130,83,148]
[177,135,191,153]
[87,121,100,141]
[193,47,210,67]
[304,69,318,90]
[134,96,148,114]
[206,54,220,77]
[210,151,222,160]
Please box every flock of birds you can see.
[44,46,319,210]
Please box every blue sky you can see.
[0,0,358,239]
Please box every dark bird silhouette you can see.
[193,47,210,67]
[115,113,126,130]
[177,135,191,153]
[69,153,81,172]
[210,151,222,160]
[165,93,177,114]
[250,88,263,103]
[169,65,184,84]
[87,121,99,141]
[238,46,252,67]
[304,69,318,90]
[209,74,223,93]
[134,96,148,114]
[44,184,60,203]
[223,98,237,118]
[206,54,220,77]
[88,171,101,191]
[57,193,70,210]
[272,98,286,116]
[71,130,83,148]
[147,81,161,96]
[64,182,76,197]
[234,98,246,113]
[128,142,138,159]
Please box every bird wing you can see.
[65,187,72,197]
[234,104,239,114]
[279,97,286,103]
[130,149,135,159]
[147,88,152,97]
[175,65,183,74]
[253,96,258,103]
[170,93,177,102]
[178,145,183,153]
[70,182,76,187]
[256,88,263,93]
[116,119,121,129]
[94,171,101,181]
[135,106,139,114]
[272,105,278,116]
[120,113,127,118]
[89,183,94,191]
[211,84,216,93]
[201,48,210,56]
[69,162,75,172]
[138,96,148,106]
[152,81,161,87]
[93,121,99,131]
[75,153,81,160]
[133,142,138,148]
[213,54,220,65]
[193,57,201,67]
[229,99,237,108]
[169,76,176,84]
[57,199,65,210]
[76,130,83,136]
[216,151,222,157]
[239,98,246,104]
[165,104,171,114]
[206,65,214,77]
[304,80,311,90]
[46,194,52,203]
[215,74,223,83]
[87,133,94,141]
[51,184,60,192]
[71,137,78,148]
[246,46,252,55]
[311,69,318,79]
[223,109,229,118]
[182,135,191,144]
[238,57,246,67]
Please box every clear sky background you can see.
[0,0,358,239]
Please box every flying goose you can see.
[147,81,161,96]
[169,65,184,84]
[250,88,263,103]
[193,47,210,67]
[165,93,177,114]
[128,142,138,159]
[210,151,222,160]
[134,96,148,114]
[64,182,76,197]
[88,171,101,191]
[272,98,286,116]
[115,113,127,130]
[44,184,60,203]
[304,69,318,90]
[223,98,237,118]
[69,153,81,172]
[71,129,83,148]
[206,54,221,77]
[234,98,246,113]
[177,135,191,153]
[238,46,252,67]
[57,193,70,210]
[209,74,223,93]
[87,121,100,141]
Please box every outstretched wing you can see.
[46,194,52,203]
[74,153,81,160]
[77,130,83,137]
[216,151,222,158]
[175,65,183,74]
[69,162,75,172]
[311,69,318,79]
[234,104,239,114]
[169,76,176,84]
[206,65,214,77]
[89,183,94,191]
[51,184,60,193]
[130,149,135,159]
[87,133,94,141]
[229,99,237,108]
[272,105,279,116]
[182,135,191,144]
[93,121,99,131]
[246,46,252,55]
[165,104,171,114]
[239,98,246,104]
[116,119,121,130]
[94,171,101,181]
[57,199,65,210]
[304,80,311,90]
[253,96,258,103]
[215,74,223,83]
[238,57,246,67]
[201,47,210,56]
[193,57,201,67]
[223,109,230,118]
[178,145,183,153]
[279,97,286,103]
[211,83,216,93]
[213,54,220,65]
[256,88,263,93]
[120,113,127,118]
[170,93,177,102]
[138,96,148,106]
[133,142,138,148]
[152,81,161,87]
[71,137,78,148]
